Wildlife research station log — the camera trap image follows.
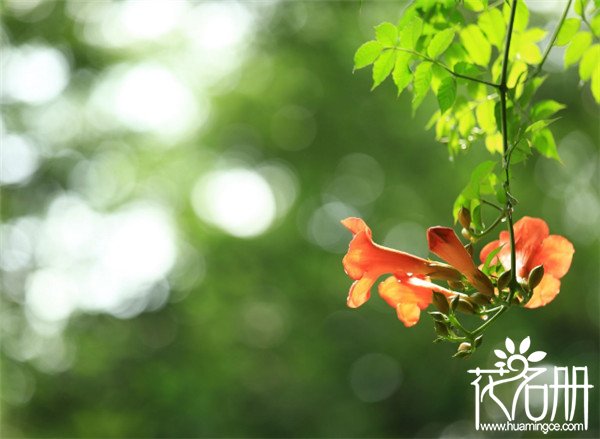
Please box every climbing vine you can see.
[341,0,596,357]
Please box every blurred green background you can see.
[0,1,598,437]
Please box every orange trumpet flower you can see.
[341,217,463,325]
[378,275,463,327]
[479,216,574,308]
[427,227,494,296]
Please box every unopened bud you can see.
[470,293,491,306]
[458,207,471,229]
[528,265,545,290]
[432,292,450,315]
[434,321,449,337]
[451,295,460,312]
[428,311,446,322]
[456,341,471,354]
[497,270,512,291]
[461,228,471,240]
[474,335,483,347]
[457,298,475,314]
[464,243,473,257]
[473,269,495,296]
[448,280,464,291]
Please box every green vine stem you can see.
[500,0,519,303]
[391,47,501,88]
[532,0,574,78]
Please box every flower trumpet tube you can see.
[378,276,467,327]
[479,216,574,308]
[427,227,494,296]
[341,218,462,309]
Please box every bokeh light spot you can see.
[349,353,402,402]
[191,168,277,238]
[3,46,69,104]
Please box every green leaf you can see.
[476,99,497,134]
[574,0,589,16]
[565,32,593,67]
[458,108,476,137]
[510,139,532,165]
[523,28,547,43]
[520,76,546,104]
[444,43,470,68]
[483,244,505,271]
[478,9,506,48]
[436,77,456,114]
[427,29,455,59]
[399,17,424,50]
[592,14,600,36]
[354,41,383,70]
[525,118,558,133]
[517,41,543,64]
[460,25,491,67]
[531,100,565,120]
[463,0,487,12]
[412,61,432,112]
[454,62,483,77]
[592,67,600,103]
[372,49,397,89]
[532,128,560,161]
[453,160,497,220]
[507,61,528,88]
[375,22,399,46]
[504,0,529,33]
[392,52,413,96]
[555,18,580,46]
[485,132,503,154]
[506,61,527,88]
[579,44,600,80]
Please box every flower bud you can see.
[470,292,491,306]
[528,265,545,290]
[448,280,464,291]
[432,292,450,315]
[457,299,475,314]
[458,207,471,229]
[451,295,460,312]
[454,342,472,357]
[497,270,512,291]
[428,311,446,322]
[464,243,473,257]
[461,228,471,240]
[434,321,449,337]
[474,335,483,347]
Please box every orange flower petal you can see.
[528,235,574,279]
[512,217,549,275]
[396,303,421,327]
[428,227,477,275]
[347,276,375,308]
[341,217,372,237]
[525,275,561,308]
[480,239,501,265]
[378,276,432,322]
[427,227,493,295]
[342,220,433,283]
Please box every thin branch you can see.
[471,211,506,238]
[532,0,573,78]
[392,47,501,89]
[481,199,504,211]
[472,306,507,336]
[500,0,519,302]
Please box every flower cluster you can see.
[341,216,574,335]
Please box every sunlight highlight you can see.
[191,168,276,238]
